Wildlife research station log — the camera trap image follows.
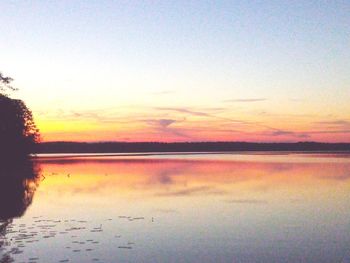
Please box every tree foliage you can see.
[0,73,40,159]
[0,72,16,93]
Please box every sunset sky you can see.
[1,1,349,142]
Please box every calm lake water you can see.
[1,153,350,263]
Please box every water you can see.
[1,153,350,262]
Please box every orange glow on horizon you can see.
[34,105,350,143]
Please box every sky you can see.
[1,0,349,142]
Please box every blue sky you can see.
[1,1,349,141]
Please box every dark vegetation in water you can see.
[0,72,40,160]
[0,160,41,262]
[37,141,350,154]
[0,160,40,221]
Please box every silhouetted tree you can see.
[0,72,16,94]
[0,73,40,159]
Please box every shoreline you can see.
[32,150,350,159]
[36,141,350,155]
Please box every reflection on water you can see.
[1,153,350,262]
[0,160,41,263]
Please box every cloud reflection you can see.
[155,186,226,197]
[225,199,268,205]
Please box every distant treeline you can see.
[36,141,350,153]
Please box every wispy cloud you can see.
[154,106,316,139]
[308,130,350,134]
[263,129,310,138]
[270,130,294,136]
[144,118,193,140]
[146,118,177,128]
[154,106,248,125]
[314,120,350,128]
[155,107,210,117]
[40,108,132,124]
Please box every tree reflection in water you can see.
[0,159,41,262]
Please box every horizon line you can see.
[39,141,350,144]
